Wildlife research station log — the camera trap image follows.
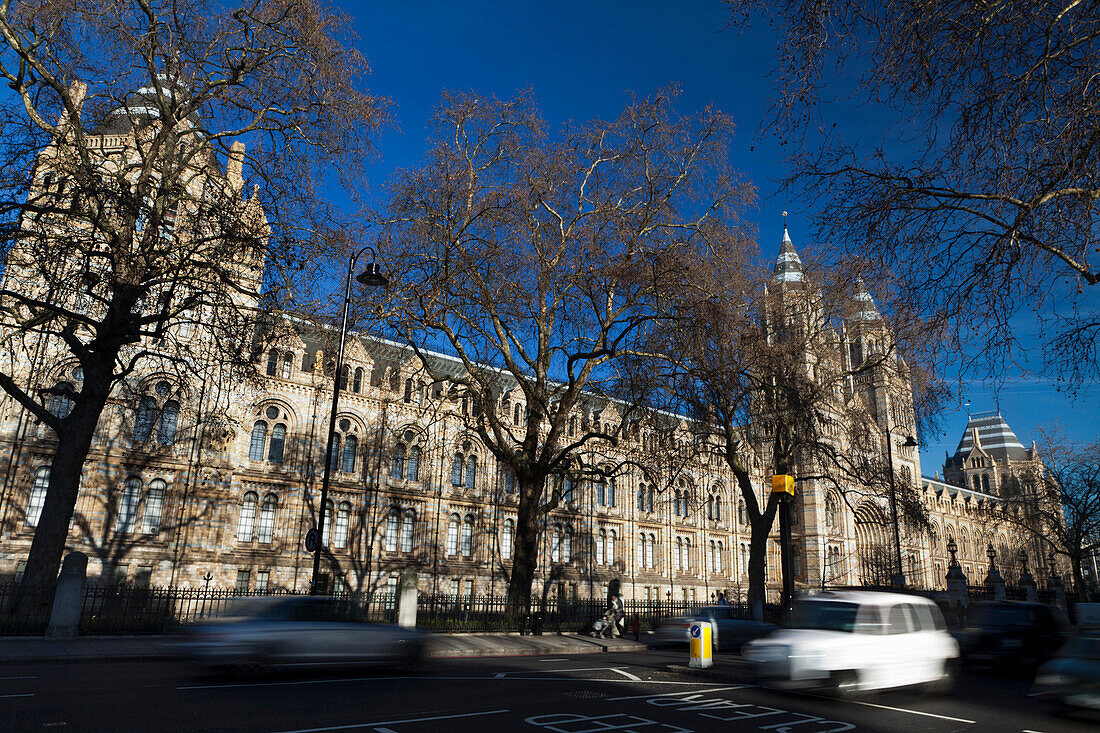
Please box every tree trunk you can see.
[747,525,771,621]
[506,475,544,623]
[20,358,113,603]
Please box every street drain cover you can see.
[564,690,607,699]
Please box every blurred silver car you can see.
[653,605,776,651]
[176,596,426,672]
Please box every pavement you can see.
[0,631,653,664]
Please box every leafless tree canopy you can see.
[378,89,754,610]
[0,0,387,590]
[727,0,1100,386]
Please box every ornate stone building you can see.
[0,88,1041,602]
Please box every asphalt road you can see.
[2,650,1096,732]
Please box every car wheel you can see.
[924,658,958,695]
[831,670,862,699]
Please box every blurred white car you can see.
[653,605,775,651]
[176,596,426,672]
[742,591,958,696]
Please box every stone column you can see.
[985,564,1006,601]
[1019,571,1038,602]
[47,551,88,638]
[396,567,419,629]
[946,561,968,627]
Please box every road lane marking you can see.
[0,676,37,681]
[819,697,975,724]
[539,658,569,662]
[611,668,641,681]
[0,693,35,699]
[271,708,509,732]
[607,686,752,701]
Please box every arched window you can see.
[446,514,459,555]
[982,474,991,493]
[608,529,616,565]
[740,544,749,577]
[646,534,655,568]
[237,492,258,542]
[551,524,561,563]
[514,403,521,425]
[27,466,50,527]
[502,519,514,560]
[281,352,293,379]
[674,537,683,571]
[401,509,416,553]
[647,487,654,513]
[597,480,606,506]
[407,445,420,481]
[461,514,475,556]
[972,475,981,492]
[266,349,278,376]
[673,491,682,517]
[46,382,74,418]
[637,485,646,512]
[258,494,277,543]
[327,435,341,473]
[249,421,268,461]
[333,502,350,549]
[597,529,606,564]
[142,479,166,534]
[562,526,572,563]
[738,500,746,526]
[340,365,350,391]
[403,378,413,403]
[465,455,478,490]
[608,478,616,507]
[323,500,334,548]
[391,444,406,480]
[826,494,839,529]
[451,454,464,486]
[341,434,357,473]
[708,541,716,572]
[353,367,363,393]
[157,400,179,445]
[714,495,722,522]
[716,540,723,573]
[116,476,141,532]
[503,467,515,494]
[268,423,286,463]
[562,477,573,504]
[134,397,157,443]
[707,495,714,520]
[384,507,398,552]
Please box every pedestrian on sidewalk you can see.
[630,613,640,642]
[609,593,625,638]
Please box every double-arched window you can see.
[265,349,294,379]
[134,381,180,446]
[238,491,279,543]
[706,487,722,522]
[451,448,478,489]
[250,405,291,463]
[327,418,360,474]
[391,431,422,482]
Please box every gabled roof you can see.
[849,278,882,323]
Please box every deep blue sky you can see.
[349,1,1098,472]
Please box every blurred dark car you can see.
[653,605,775,651]
[957,600,1069,670]
[1033,635,1100,712]
[175,596,426,672]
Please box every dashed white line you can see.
[0,693,35,699]
[538,658,569,662]
[825,697,976,724]
[0,675,37,681]
[271,709,509,733]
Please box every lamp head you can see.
[946,538,957,555]
[987,543,996,560]
[902,436,918,447]
[355,261,389,288]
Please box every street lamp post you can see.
[884,427,918,588]
[310,246,388,595]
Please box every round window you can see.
[72,366,84,381]
[404,430,414,442]
[339,418,351,432]
[265,406,279,420]
[155,380,171,396]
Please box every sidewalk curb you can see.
[666,661,754,684]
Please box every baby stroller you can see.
[590,613,614,638]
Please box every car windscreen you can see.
[792,601,865,632]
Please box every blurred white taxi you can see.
[176,596,426,673]
[742,591,958,696]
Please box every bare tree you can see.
[726,0,1100,386]
[988,430,1100,601]
[0,0,387,592]
[378,89,752,616]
